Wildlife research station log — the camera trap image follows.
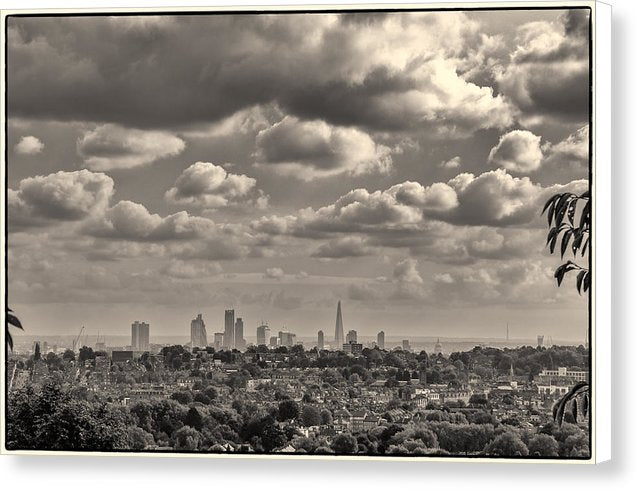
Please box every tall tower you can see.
[377,331,385,350]
[190,314,207,348]
[132,321,150,351]
[224,309,235,349]
[257,323,270,346]
[317,330,325,350]
[334,300,344,349]
[234,317,245,350]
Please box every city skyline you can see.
[7,9,589,341]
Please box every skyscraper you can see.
[317,330,324,350]
[278,331,296,347]
[224,309,235,349]
[334,300,344,350]
[257,324,270,346]
[377,331,385,350]
[190,314,207,348]
[131,321,150,351]
[402,339,411,352]
[346,329,357,344]
[213,332,224,350]
[235,317,245,350]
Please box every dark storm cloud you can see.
[8,13,513,134]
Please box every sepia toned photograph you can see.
[3,3,594,460]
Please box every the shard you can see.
[334,300,344,349]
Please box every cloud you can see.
[14,135,44,154]
[440,156,461,169]
[254,116,392,180]
[8,13,513,136]
[311,236,376,258]
[165,161,268,209]
[83,200,216,241]
[264,267,285,280]
[8,169,114,229]
[393,258,423,284]
[77,124,185,170]
[544,125,589,170]
[487,130,543,173]
[496,10,590,127]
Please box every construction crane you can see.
[72,326,85,353]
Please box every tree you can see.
[173,426,200,450]
[6,308,24,351]
[170,391,193,405]
[331,433,358,454]
[300,406,322,427]
[126,427,155,450]
[185,407,204,430]
[320,409,333,425]
[277,400,299,421]
[527,433,559,457]
[484,431,529,457]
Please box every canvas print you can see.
[3,4,592,459]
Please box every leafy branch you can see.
[542,191,590,294]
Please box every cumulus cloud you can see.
[255,116,392,180]
[264,267,285,280]
[393,258,423,284]
[14,135,44,154]
[165,161,268,209]
[8,169,114,229]
[487,130,543,173]
[311,236,376,258]
[8,13,513,136]
[544,125,589,170]
[496,10,590,127]
[440,156,461,169]
[83,201,216,241]
[77,124,185,170]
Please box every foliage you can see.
[6,307,24,351]
[331,433,358,454]
[542,191,590,293]
[484,431,529,457]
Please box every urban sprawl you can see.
[6,301,590,458]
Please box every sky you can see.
[6,8,591,342]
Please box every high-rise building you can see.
[377,331,385,350]
[224,309,235,349]
[278,331,296,347]
[537,335,544,347]
[257,324,270,346]
[402,339,411,352]
[132,321,150,351]
[317,330,325,350]
[343,341,363,356]
[334,300,344,350]
[190,314,208,348]
[269,336,279,347]
[346,329,357,344]
[234,317,245,350]
[213,332,224,350]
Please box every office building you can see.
[131,321,150,351]
[224,310,235,349]
[537,335,544,347]
[257,324,270,346]
[334,300,344,350]
[346,329,357,344]
[343,341,363,356]
[402,339,411,352]
[317,330,325,350]
[270,336,279,347]
[235,317,245,350]
[213,332,224,350]
[190,314,208,348]
[279,331,296,347]
[377,331,385,350]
